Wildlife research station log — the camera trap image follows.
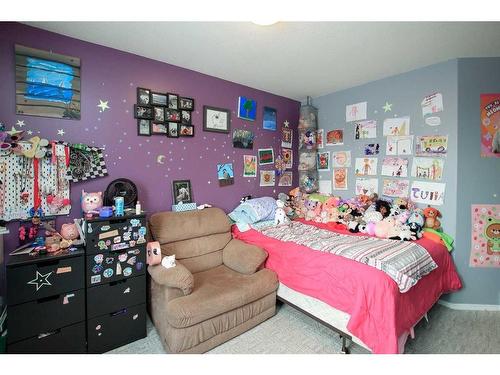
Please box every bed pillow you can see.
[228,197,277,225]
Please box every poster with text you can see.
[410,181,445,206]
[355,178,379,196]
[354,120,377,139]
[382,179,410,198]
[346,101,367,122]
[381,157,409,177]
[383,117,410,136]
[469,204,500,268]
[354,157,378,176]
[480,94,500,158]
[333,168,348,190]
[411,157,444,181]
[386,135,413,155]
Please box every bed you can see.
[233,219,462,354]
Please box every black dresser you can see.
[84,213,147,353]
[6,248,87,353]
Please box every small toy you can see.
[197,204,213,210]
[61,223,79,241]
[423,206,441,230]
[407,209,425,239]
[375,199,391,218]
[81,191,103,215]
[161,254,176,269]
[240,195,252,204]
[147,241,162,266]
[99,206,114,218]
[274,199,290,226]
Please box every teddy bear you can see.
[274,199,290,226]
[423,206,442,230]
[304,199,318,221]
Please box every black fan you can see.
[104,178,138,208]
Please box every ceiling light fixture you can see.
[251,19,279,26]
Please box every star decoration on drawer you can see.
[27,271,53,291]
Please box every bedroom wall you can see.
[0,22,300,294]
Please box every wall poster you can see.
[470,204,500,268]
[480,93,500,158]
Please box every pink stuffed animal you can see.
[147,241,162,266]
[81,191,103,214]
[61,223,79,241]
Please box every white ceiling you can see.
[25,22,500,101]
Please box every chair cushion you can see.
[223,239,268,275]
[166,265,278,328]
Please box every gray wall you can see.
[451,58,500,305]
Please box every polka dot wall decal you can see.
[85,128,89,131]
[160,140,163,144]
[139,143,142,147]
[147,151,151,155]
[118,156,122,160]
[122,99,127,103]
[119,140,123,143]
[374,110,378,114]
[169,150,172,154]
[146,139,150,142]
[123,132,127,135]
[208,181,211,184]
[94,126,99,130]
[178,167,182,170]
[130,82,134,86]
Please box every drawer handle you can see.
[111,308,127,317]
[38,329,61,339]
[36,294,60,304]
[110,279,127,286]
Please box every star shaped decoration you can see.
[382,102,393,112]
[57,129,65,136]
[97,100,110,112]
[283,120,290,128]
[27,271,52,291]
[6,127,23,137]
[16,120,26,127]
[27,130,33,135]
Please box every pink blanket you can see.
[233,220,462,354]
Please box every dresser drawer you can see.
[86,247,146,287]
[7,255,84,305]
[7,289,85,344]
[7,321,86,354]
[87,276,146,318]
[87,303,146,353]
[85,216,147,255]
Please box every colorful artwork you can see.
[411,157,445,181]
[346,101,367,122]
[332,151,351,168]
[354,157,378,176]
[316,129,324,149]
[415,135,448,157]
[15,44,81,119]
[282,149,293,169]
[355,178,379,196]
[364,143,380,155]
[298,151,316,171]
[317,151,330,171]
[382,179,410,198]
[354,120,377,139]
[381,157,409,177]
[410,181,445,206]
[480,94,500,158]
[326,129,344,145]
[259,170,275,187]
[383,117,410,136]
[333,168,348,190]
[262,106,277,130]
[278,171,293,187]
[421,92,443,117]
[386,136,413,156]
[258,148,274,165]
[470,205,500,268]
[217,163,234,186]
[232,129,254,149]
[281,126,293,148]
[237,96,257,121]
[243,155,257,177]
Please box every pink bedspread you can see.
[233,220,462,354]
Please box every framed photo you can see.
[153,106,165,122]
[181,110,192,125]
[172,180,193,204]
[203,105,231,133]
[150,92,167,106]
[179,124,194,137]
[134,104,153,119]
[151,122,168,135]
[167,122,179,138]
[262,106,277,131]
[137,87,151,105]
[137,119,151,136]
[168,93,179,109]
[179,97,194,111]
[166,109,181,122]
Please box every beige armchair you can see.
[147,208,278,354]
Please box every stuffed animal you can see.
[274,200,290,225]
[407,209,425,239]
[161,254,176,269]
[423,206,442,230]
[81,191,103,215]
[304,199,318,221]
[363,209,383,224]
[147,241,162,265]
[375,199,392,218]
[375,217,399,238]
[392,197,408,210]
[61,223,79,241]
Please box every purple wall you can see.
[0,22,300,257]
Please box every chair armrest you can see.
[148,262,194,296]
[223,239,268,275]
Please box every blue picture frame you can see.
[262,106,277,131]
[237,96,257,121]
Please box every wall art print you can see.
[383,117,410,136]
[260,170,275,187]
[278,171,293,187]
[316,151,330,171]
[411,157,444,181]
[354,157,378,176]
[409,180,445,206]
[332,151,351,168]
[263,106,277,131]
[326,129,344,146]
[217,163,234,187]
[415,135,448,157]
[480,93,500,158]
[316,129,324,149]
[258,148,274,165]
[238,96,257,121]
[355,178,378,196]
[243,155,257,177]
[333,168,348,190]
[382,179,410,198]
[232,129,254,149]
[380,157,408,178]
[354,120,377,139]
[470,204,500,268]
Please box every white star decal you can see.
[382,102,393,112]
[6,127,22,136]
[16,120,26,127]
[27,271,52,291]
[97,100,110,112]
[57,129,65,136]
[27,130,33,135]
[283,120,290,128]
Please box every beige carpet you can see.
[109,302,500,354]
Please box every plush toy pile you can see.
[284,187,445,243]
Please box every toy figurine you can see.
[61,223,79,241]
[81,190,103,216]
[147,241,162,266]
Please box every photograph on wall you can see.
[281,126,293,148]
[282,148,293,169]
[243,155,257,177]
[326,129,344,146]
[364,143,380,155]
[411,157,445,181]
[421,92,443,117]
[381,157,409,177]
[382,179,410,198]
[258,148,274,165]
[278,171,293,187]
[354,157,378,176]
[409,181,445,206]
[172,180,193,204]
[383,117,410,136]
[480,93,500,158]
[232,129,254,149]
[260,170,275,187]
[217,163,234,186]
[386,135,413,156]
[332,150,351,168]
[355,178,379,196]
[316,129,324,149]
[469,204,500,268]
[415,135,448,157]
[354,120,377,139]
[346,101,367,122]
[298,151,316,171]
[317,151,330,171]
[237,96,257,121]
[203,105,231,133]
[333,168,348,190]
[262,106,277,131]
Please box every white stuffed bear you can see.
[274,200,290,226]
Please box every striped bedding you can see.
[257,221,437,292]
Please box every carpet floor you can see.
[109,302,500,354]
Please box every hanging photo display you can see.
[278,171,293,187]
[386,136,413,156]
[316,151,330,171]
[333,168,348,190]
[354,157,378,176]
[316,129,324,149]
[332,151,351,168]
[243,155,257,177]
[346,101,367,122]
[354,120,377,139]
[382,179,410,198]
[355,178,379,196]
[381,157,409,178]
[411,157,445,181]
[480,94,500,158]
[383,117,410,136]
[415,135,448,157]
[259,170,275,186]
[409,181,445,206]
[326,129,344,146]
[469,204,500,268]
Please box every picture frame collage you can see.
[135,87,195,137]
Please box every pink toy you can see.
[147,241,162,266]
[61,223,79,241]
[365,222,377,236]
[81,190,103,215]
[313,202,323,222]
